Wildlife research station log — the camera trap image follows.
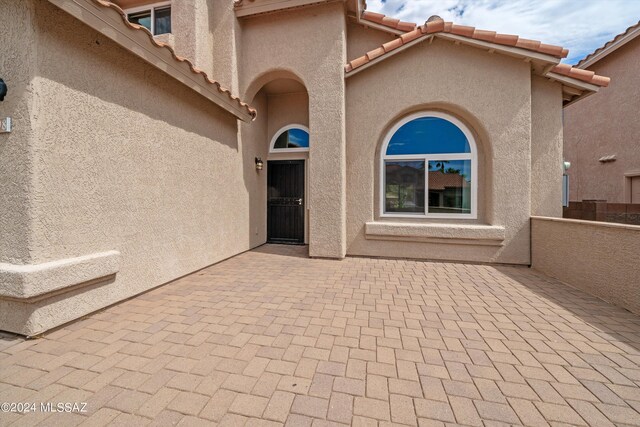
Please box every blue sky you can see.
[365,0,640,64]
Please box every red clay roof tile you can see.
[422,19,445,34]
[549,63,610,87]
[382,38,403,52]
[473,29,497,43]
[346,14,610,88]
[400,28,422,44]
[367,46,386,61]
[450,24,475,38]
[493,33,519,46]
[361,10,417,32]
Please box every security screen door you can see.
[267,160,305,244]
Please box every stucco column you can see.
[172,0,215,79]
[307,18,347,259]
[308,87,347,259]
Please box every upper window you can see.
[270,125,310,153]
[380,112,477,218]
[126,2,172,36]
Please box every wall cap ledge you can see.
[0,251,120,301]
[365,222,505,245]
[532,216,640,232]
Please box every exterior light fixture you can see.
[255,157,263,171]
[0,79,7,101]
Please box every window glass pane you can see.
[387,117,470,155]
[274,129,309,149]
[128,11,152,32]
[385,161,425,213]
[154,6,172,35]
[428,160,471,214]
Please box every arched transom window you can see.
[380,112,477,218]
[270,125,310,153]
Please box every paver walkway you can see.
[1,245,639,426]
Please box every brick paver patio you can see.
[1,245,639,426]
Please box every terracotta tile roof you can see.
[346,19,570,72]
[549,64,610,87]
[93,0,256,119]
[576,21,640,68]
[345,18,610,88]
[361,11,417,32]
[428,171,470,191]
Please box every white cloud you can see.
[365,0,640,64]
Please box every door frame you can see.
[267,158,308,245]
[625,171,640,203]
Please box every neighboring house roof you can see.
[576,21,640,69]
[49,0,256,122]
[428,171,470,191]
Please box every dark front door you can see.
[267,160,305,244]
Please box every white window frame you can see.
[269,124,310,153]
[124,1,172,36]
[379,111,478,219]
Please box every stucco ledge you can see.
[0,251,120,302]
[365,222,505,246]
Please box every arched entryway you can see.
[245,73,310,245]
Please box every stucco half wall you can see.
[345,38,563,264]
[0,1,262,335]
[531,217,640,315]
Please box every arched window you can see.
[270,125,310,153]
[380,112,477,218]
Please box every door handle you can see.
[296,198,303,206]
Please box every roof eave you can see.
[49,0,255,122]
[234,0,343,18]
[544,72,601,107]
[345,33,561,78]
[437,33,561,67]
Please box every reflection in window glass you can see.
[274,128,309,150]
[128,11,152,31]
[154,7,172,35]
[385,161,425,213]
[428,160,471,214]
[387,117,470,156]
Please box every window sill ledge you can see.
[365,222,505,246]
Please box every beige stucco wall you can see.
[345,38,538,264]
[532,216,640,315]
[0,1,37,265]
[564,36,640,203]
[267,91,310,141]
[531,76,564,217]
[239,2,347,258]
[0,1,262,335]
[346,21,396,61]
